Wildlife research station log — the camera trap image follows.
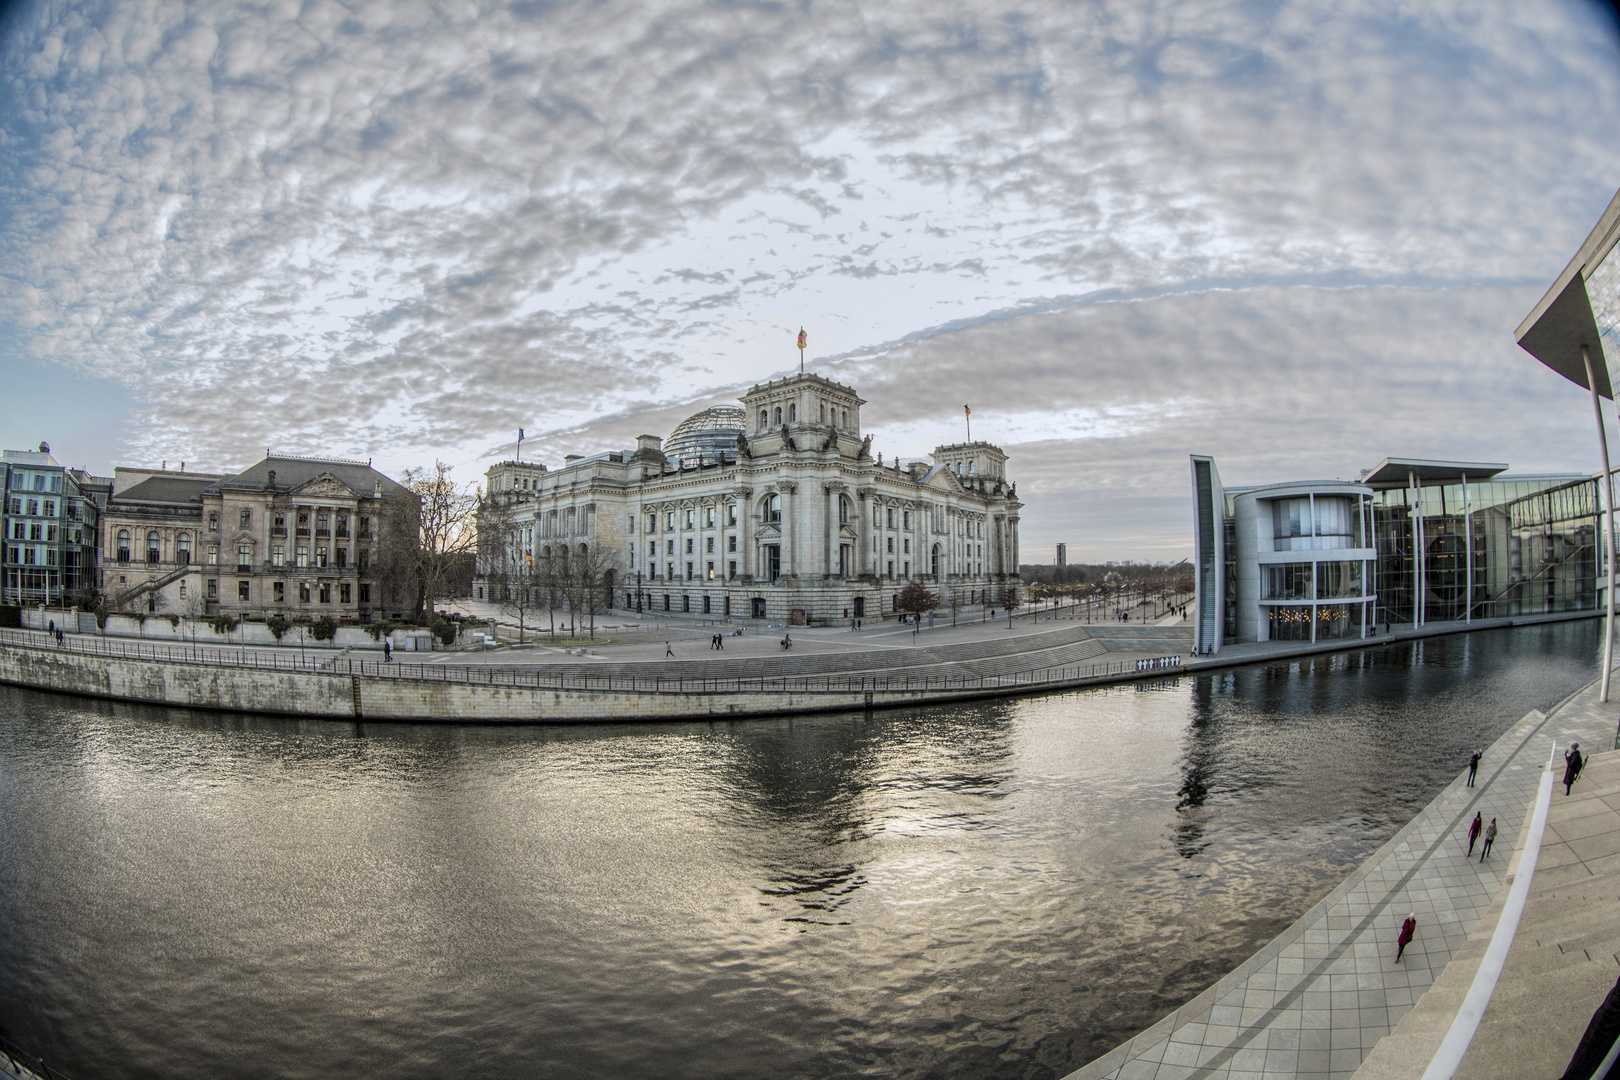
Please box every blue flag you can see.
[518,428,525,442]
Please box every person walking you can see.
[716,632,723,651]
[665,641,674,657]
[1467,812,1483,856]
[1565,744,1585,796]
[1467,750,1482,787]
[1396,913,1417,963]
[383,639,392,662]
[1480,818,1497,862]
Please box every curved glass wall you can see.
[1272,495,1359,551]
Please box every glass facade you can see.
[1586,243,1620,386]
[1373,476,1598,625]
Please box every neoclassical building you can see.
[100,454,409,621]
[480,372,1022,623]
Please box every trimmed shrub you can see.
[166,614,181,627]
[432,619,457,647]
[209,614,239,635]
[265,614,290,641]
[312,615,337,642]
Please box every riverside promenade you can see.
[1063,674,1619,1080]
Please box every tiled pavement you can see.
[1064,676,1620,1080]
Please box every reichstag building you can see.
[480,372,1022,623]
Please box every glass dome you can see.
[664,406,747,466]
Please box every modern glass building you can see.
[1191,454,1601,655]
[2,443,109,608]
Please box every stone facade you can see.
[100,455,409,621]
[479,372,1022,624]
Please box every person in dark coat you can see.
[1396,913,1417,962]
[1480,818,1497,862]
[1565,744,1585,796]
[1467,812,1483,856]
[1467,750,1482,787]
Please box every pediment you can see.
[292,473,357,499]
[757,523,781,539]
[838,523,859,540]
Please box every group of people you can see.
[1405,740,1593,964]
[708,633,726,650]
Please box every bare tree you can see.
[376,460,476,623]
[477,494,542,642]
[573,543,621,639]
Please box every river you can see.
[0,621,1602,1079]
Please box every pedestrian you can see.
[1467,749,1481,787]
[665,641,674,657]
[1565,743,1585,796]
[1396,913,1416,963]
[383,639,392,661]
[47,619,54,635]
[1467,812,1483,856]
[716,632,723,651]
[1480,818,1497,862]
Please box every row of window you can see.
[755,401,851,431]
[7,497,63,517]
[9,522,82,543]
[113,530,371,570]
[8,472,63,493]
[199,508,369,537]
[631,499,988,535]
[200,579,372,604]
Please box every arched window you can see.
[579,543,589,557]
[839,495,851,524]
[931,543,941,578]
[176,533,191,564]
[759,409,768,430]
[146,531,161,564]
[840,409,847,427]
[763,494,781,524]
[788,403,797,422]
[819,402,826,423]
[116,529,130,562]
[968,460,976,474]
[773,406,782,425]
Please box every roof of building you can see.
[210,455,406,496]
[111,475,216,506]
[1357,458,1510,488]
[1517,185,1620,398]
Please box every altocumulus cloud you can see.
[0,0,1617,557]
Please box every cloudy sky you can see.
[2,0,1618,561]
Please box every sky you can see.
[1,0,1618,562]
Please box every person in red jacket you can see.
[1467,812,1483,856]
[1396,914,1417,963]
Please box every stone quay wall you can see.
[0,633,1147,723]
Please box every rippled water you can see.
[0,622,1602,1079]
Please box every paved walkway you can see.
[1064,676,1619,1080]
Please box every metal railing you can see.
[0,627,1171,698]
[0,1031,69,1080]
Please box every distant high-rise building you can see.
[1055,543,1066,567]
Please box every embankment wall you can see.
[0,641,1043,722]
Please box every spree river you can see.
[0,622,1602,1079]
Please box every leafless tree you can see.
[477,495,542,642]
[376,460,476,623]
[572,543,621,638]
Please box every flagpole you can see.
[965,406,972,443]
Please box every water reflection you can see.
[0,621,1603,1080]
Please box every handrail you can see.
[0,1030,69,1080]
[0,627,1168,698]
